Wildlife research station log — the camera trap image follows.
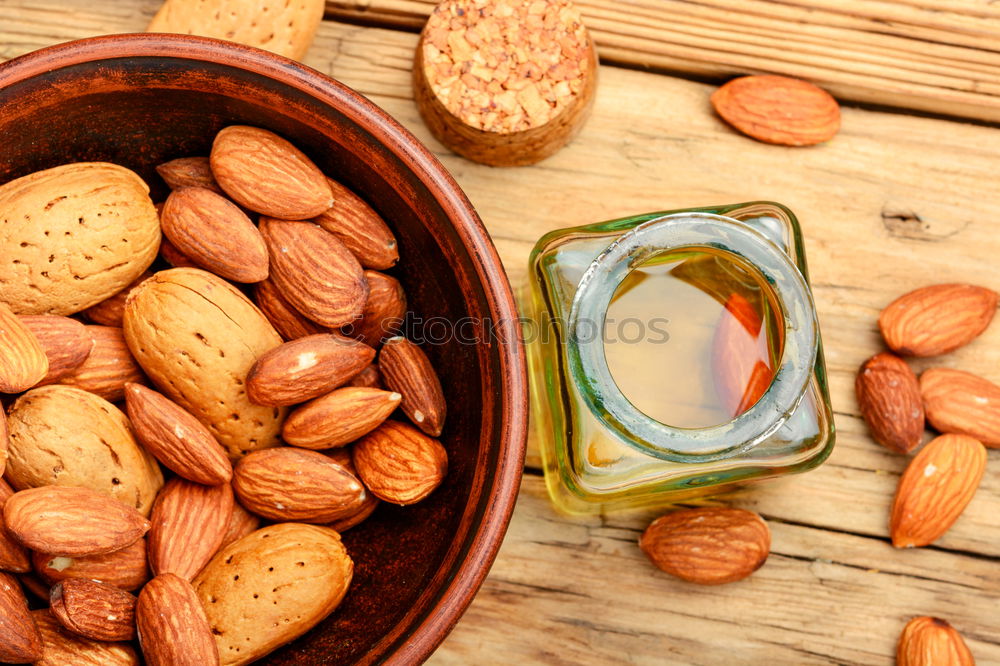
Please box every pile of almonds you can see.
[0,125,448,664]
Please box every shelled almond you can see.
[0,125,448,664]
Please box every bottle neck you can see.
[566,213,818,463]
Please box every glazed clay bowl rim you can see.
[0,33,528,664]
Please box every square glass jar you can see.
[527,202,835,514]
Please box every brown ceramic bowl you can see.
[0,34,527,664]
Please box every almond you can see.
[5,486,151,557]
[897,616,975,666]
[348,363,383,389]
[283,387,401,449]
[855,352,924,454]
[155,156,222,193]
[148,479,234,582]
[890,433,986,548]
[50,579,136,642]
[58,325,145,402]
[0,303,48,393]
[82,271,152,327]
[379,336,447,436]
[345,270,407,347]
[33,539,149,592]
[712,292,774,417]
[0,479,30,573]
[880,284,997,357]
[259,218,369,328]
[125,383,233,485]
[326,471,380,534]
[233,447,368,522]
[161,187,269,283]
[0,571,43,663]
[314,178,399,269]
[137,573,220,666]
[159,237,199,268]
[710,75,840,146]
[218,502,260,551]
[639,507,771,585]
[33,608,140,665]
[253,277,328,341]
[921,367,1000,447]
[210,126,332,220]
[18,314,94,385]
[353,420,448,505]
[0,408,7,479]
[246,333,375,406]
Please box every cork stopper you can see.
[414,0,598,167]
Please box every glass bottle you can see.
[527,202,835,514]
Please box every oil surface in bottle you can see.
[603,248,784,429]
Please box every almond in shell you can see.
[0,571,43,663]
[18,314,93,385]
[639,507,771,585]
[314,178,399,269]
[259,218,368,328]
[0,303,48,393]
[855,352,924,454]
[879,284,997,357]
[921,367,1000,447]
[711,75,840,146]
[353,420,448,505]
[246,333,375,406]
[161,187,269,283]
[897,616,974,666]
[137,573,220,666]
[890,433,986,548]
[283,387,401,449]
[57,325,145,402]
[148,479,234,582]
[210,126,332,219]
[379,336,446,436]
[50,578,137,642]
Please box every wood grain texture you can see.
[324,0,1000,122]
[2,5,1000,664]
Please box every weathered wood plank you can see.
[324,0,1000,123]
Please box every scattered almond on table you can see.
[0,124,449,664]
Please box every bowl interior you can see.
[0,35,526,665]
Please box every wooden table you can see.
[3,1,1000,663]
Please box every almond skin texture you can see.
[890,433,986,548]
[18,314,93,385]
[0,408,7,479]
[0,162,160,316]
[314,178,399,269]
[259,218,369,327]
[246,333,375,406]
[33,608,139,665]
[283,387,401,449]
[880,284,997,357]
[218,502,260,551]
[856,352,924,454]
[379,336,447,436]
[353,420,448,505]
[711,75,840,146]
[137,573,220,666]
[50,579,136,642]
[639,507,771,585]
[33,539,149,592]
[155,156,222,193]
[6,386,164,515]
[897,616,975,666]
[210,126,332,219]
[123,268,286,460]
[0,571,43,663]
[0,303,48,393]
[148,479,234,582]
[346,271,407,347]
[125,383,233,485]
[161,187,269,283]
[233,447,367,523]
[348,363,383,389]
[193,524,352,666]
[921,367,1000,447]
[57,325,145,402]
[82,271,152,327]
[0,479,30,573]
[5,486,150,557]
[253,277,328,341]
